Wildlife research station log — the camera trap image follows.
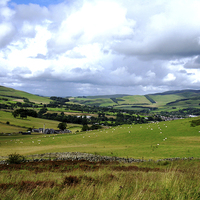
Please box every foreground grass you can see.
[0,159,200,199]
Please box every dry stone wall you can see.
[0,152,196,164]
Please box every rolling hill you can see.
[70,89,200,112]
[0,85,200,112]
[0,86,50,104]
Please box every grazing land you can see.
[0,86,50,104]
[1,116,200,159]
[1,86,200,199]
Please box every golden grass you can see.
[173,136,200,142]
[1,159,200,199]
[12,99,24,102]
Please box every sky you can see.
[0,0,200,97]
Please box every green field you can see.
[70,97,117,107]
[1,114,200,160]
[0,86,50,104]
[70,93,200,111]
[148,94,182,106]
[117,95,151,105]
[2,86,200,199]
[0,110,82,134]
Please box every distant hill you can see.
[151,89,200,97]
[71,89,200,111]
[85,94,129,99]
[0,86,50,104]
[0,85,200,112]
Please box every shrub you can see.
[190,119,200,127]
[62,176,79,186]
[6,153,26,164]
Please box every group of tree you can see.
[82,124,102,131]
[47,97,70,107]
[160,108,200,118]
[39,110,155,126]
[11,105,163,128]
[12,109,37,119]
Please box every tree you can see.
[38,107,48,115]
[57,122,67,130]
[20,111,27,119]
[82,124,89,131]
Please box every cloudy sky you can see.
[0,0,200,97]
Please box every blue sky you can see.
[1,0,200,97]
[10,0,65,6]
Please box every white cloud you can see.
[163,73,176,82]
[0,22,15,48]
[0,0,200,96]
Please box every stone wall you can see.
[0,152,196,164]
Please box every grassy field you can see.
[1,113,200,160]
[1,158,200,199]
[118,95,151,105]
[2,86,200,199]
[71,97,117,107]
[0,110,82,134]
[0,86,50,104]
[148,94,182,106]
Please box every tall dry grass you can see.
[1,160,200,199]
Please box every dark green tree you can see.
[82,124,89,131]
[57,122,67,130]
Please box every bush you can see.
[63,176,79,186]
[6,153,26,164]
[190,119,200,127]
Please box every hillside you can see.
[0,85,200,113]
[70,90,200,112]
[0,86,50,104]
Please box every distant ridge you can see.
[85,94,129,99]
[150,89,200,97]
[1,85,200,111]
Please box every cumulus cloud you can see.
[184,56,200,69]
[0,0,200,96]
[0,22,15,48]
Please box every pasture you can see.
[1,112,200,199]
[0,110,82,136]
[148,94,181,106]
[117,95,151,105]
[0,86,50,104]
[1,116,200,160]
[70,97,117,107]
